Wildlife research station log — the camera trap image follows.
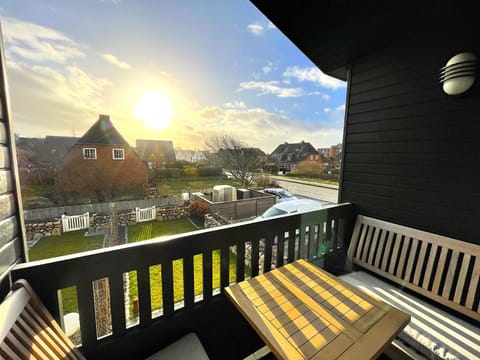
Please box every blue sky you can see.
[1,0,346,153]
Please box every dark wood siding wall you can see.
[0,25,27,299]
[340,27,480,244]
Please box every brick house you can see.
[136,139,176,169]
[56,114,148,201]
[269,141,322,173]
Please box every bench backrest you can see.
[0,279,86,360]
[347,215,480,321]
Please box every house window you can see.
[83,148,97,160]
[112,148,125,160]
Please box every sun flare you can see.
[134,92,174,130]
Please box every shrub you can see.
[183,166,197,177]
[156,168,183,178]
[197,167,222,177]
[190,200,209,220]
[165,160,191,169]
[255,174,279,188]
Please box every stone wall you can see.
[25,220,62,240]
[25,203,191,242]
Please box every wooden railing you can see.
[11,203,355,358]
[61,212,90,233]
[135,206,156,222]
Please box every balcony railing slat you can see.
[76,280,97,350]
[276,233,285,268]
[183,255,194,310]
[251,240,259,276]
[317,221,325,257]
[308,224,317,261]
[287,230,295,263]
[109,274,126,337]
[220,247,230,291]
[236,243,245,282]
[137,267,151,326]
[263,236,273,273]
[332,216,340,251]
[298,226,307,260]
[161,261,174,317]
[202,251,212,303]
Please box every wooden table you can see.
[225,260,410,360]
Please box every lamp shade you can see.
[440,52,477,95]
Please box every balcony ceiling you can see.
[250,0,475,80]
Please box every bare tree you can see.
[206,134,263,186]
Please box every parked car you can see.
[262,188,298,202]
[257,198,324,219]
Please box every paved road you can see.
[269,176,339,204]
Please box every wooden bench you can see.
[1,280,209,360]
[0,279,86,360]
[340,215,480,360]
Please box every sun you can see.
[134,92,174,130]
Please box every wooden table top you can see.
[225,260,410,360]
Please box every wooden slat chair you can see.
[1,280,210,360]
[0,279,86,360]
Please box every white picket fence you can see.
[62,212,90,233]
[136,206,156,223]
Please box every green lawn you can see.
[284,175,339,186]
[27,219,248,317]
[155,177,241,195]
[127,220,243,315]
[28,230,104,313]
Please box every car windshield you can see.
[261,207,288,218]
[277,190,294,198]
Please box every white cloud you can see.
[324,108,331,113]
[101,53,131,69]
[2,16,84,64]
[7,61,112,137]
[262,62,273,74]
[267,21,276,29]
[182,104,343,152]
[223,101,247,109]
[247,23,264,36]
[238,81,304,98]
[283,66,345,90]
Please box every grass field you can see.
[127,220,243,315]
[28,230,104,313]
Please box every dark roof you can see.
[16,136,78,165]
[135,139,176,162]
[76,115,128,145]
[270,141,318,163]
[251,0,476,80]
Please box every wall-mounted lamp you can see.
[440,52,477,95]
